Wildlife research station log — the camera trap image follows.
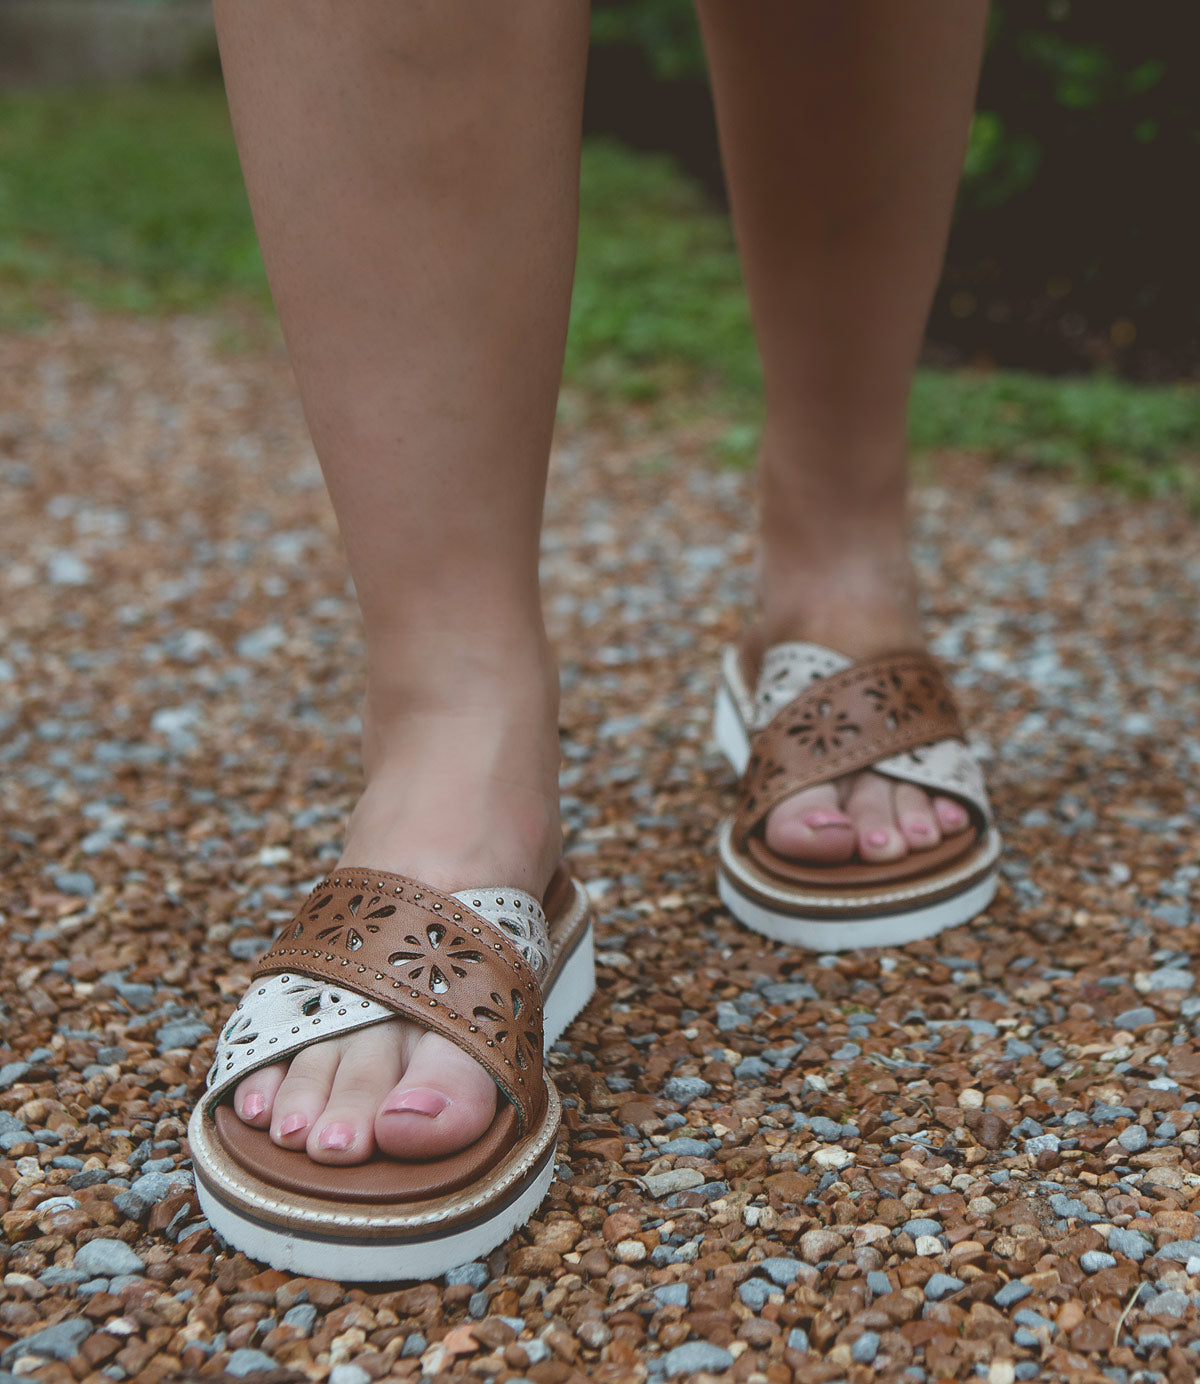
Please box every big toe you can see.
[763,783,857,863]
[375,1029,497,1160]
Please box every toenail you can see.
[909,822,931,836]
[804,811,849,831]
[319,1124,353,1151]
[383,1089,448,1119]
[867,830,891,848]
[240,1092,265,1120]
[278,1113,307,1137]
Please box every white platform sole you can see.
[713,666,999,950]
[193,901,595,1282]
[195,1144,557,1282]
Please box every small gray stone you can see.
[1153,1238,1200,1264]
[851,1332,880,1364]
[658,1137,712,1158]
[52,871,95,898]
[228,936,268,961]
[1108,1227,1152,1261]
[738,1279,773,1311]
[468,1291,488,1318]
[1093,1102,1138,1124]
[236,625,286,660]
[809,1116,843,1141]
[73,1238,145,1278]
[38,1267,88,1288]
[1024,1132,1061,1158]
[224,1348,280,1377]
[662,1076,711,1104]
[0,1063,30,1091]
[113,1191,153,1222]
[282,1304,317,1334]
[1118,1124,1149,1154]
[653,1283,689,1308]
[924,1273,965,1302]
[400,1334,426,1358]
[155,1018,210,1054]
[444,1261,489,1290]
[1013,1328,1039,1349]
[902,1218,943,1239]
[1143,968,1194,993]
[328,1366,371,1384]
[664,1343,735,1377]
[76,1278,110,1297]
[734,1056,770,1080]
[1114,1006,1157,1030]
[786,1327,809,1353]
[1081,1251,1117,1274]
[994,1280,1033,1308]
[1145,1289,1189,1317]
[0,1318,90,1367]
[759,1257,804,1287]
[1014,1308,1056,1334]
[867,1271,892,1296]
[128,1171,174,1203]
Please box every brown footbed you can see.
[207,868,584,1209]
[214,1100,522,1204]
[744,821,978,888]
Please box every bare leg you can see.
[213,0,589,1164]
[695,0,987,863]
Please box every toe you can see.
[307,1026,406,1165]
[933,795,971,835]
[763,782,856,863]
[375,1029,497,1160]
[844,771,907,862]
[894,782,942,853]
[234,1063,285,1128]
[268,1038,342,1150]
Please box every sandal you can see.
[189,864,594,1281]
[713,640,1001,951]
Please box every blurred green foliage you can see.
[0,80,1194,502]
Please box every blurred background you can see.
[0,0,1197,498]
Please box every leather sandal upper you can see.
[734,644,993,857]
[206,869,550,1136]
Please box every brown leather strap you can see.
[734,653,965,849]
[252,872,545,1134]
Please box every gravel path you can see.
[1,312,1198,1384]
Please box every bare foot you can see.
[232,667,561,1165]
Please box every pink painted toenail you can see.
[804,812,849,831]
[867,830,891,848]
[909,822,931,836]
[383,1089,448,1118]
[240,1092,265,1120]
[319,1124,353,1151]
[278,1113,307,1137]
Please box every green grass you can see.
[1,81,1196,498]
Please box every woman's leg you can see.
[695,0,988,864]
[212,0,590,1165]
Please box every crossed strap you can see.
[734,652,967,849]
[210,871,548,1135]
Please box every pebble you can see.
[1118,1124,1150,1153]
[903,1218,943,1239]
[994,1281,1033,1309]
[72,1239,145,1277]
[760,1257,805,1286]
[444,1262,489,1290]
[925,1273,966,1301]
[328,1367,371,1384]
[663,1343,735,1377]
[224,1348,280,1376]
[155,1017,210,1053]
[787,1327,810,1353]
[643,1168,705,1198]
[653,1283,689,1308]
[852,1332,881,1364]
[1023,1132,1061,1157]
[1113,1006,1157,1029]
[867,1272,892,1295]
[738,1278,774,1311]
[661,1076,711,1103]
[658,1137,712,1158]
[1081,1251,1117,1273]
[0,1318,90,1367]
[798,1228,843,1264]
[1108,1227,1152,1261]
[282,1303,317,1334]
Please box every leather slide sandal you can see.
[189,865,594,1281]
[712,640,1001,952]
